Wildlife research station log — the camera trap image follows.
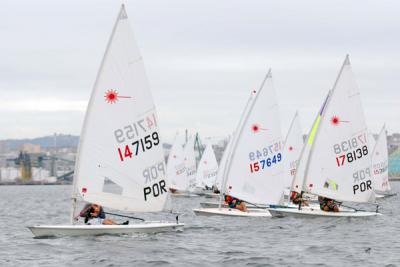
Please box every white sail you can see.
[195,142,219,189]
[371,125,390,192]
[283,112,303,188]
[224,70,285,205]
[166,133,188,191]
[303,55,375,203]
[184,135,197,191]
[73,5,169,213]
[291,91,331,193]
[369,132,376,149]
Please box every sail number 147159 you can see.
[117,132,160,161]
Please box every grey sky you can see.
[1,0,399,142]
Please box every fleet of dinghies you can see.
[167,133,220,197]
[27,4,393,237]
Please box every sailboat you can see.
[193,70,285,217]
[201,112,306,209]
[167,133,199,197]
[183,135,197,192]
[28,5,184,237]
[371,124,394,198]
[193,142,219,194]
[167,133,189,192]
[269,55,380,217]
[199,136,233,204]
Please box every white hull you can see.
[28,222,184,238]
[193,207,271,217]
[268,207,380,218]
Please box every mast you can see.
[69,5,127,224]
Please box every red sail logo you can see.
[251,123,268,133]
[331,115,350,126]
[104,89,131,104]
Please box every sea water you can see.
[0,184,399,266]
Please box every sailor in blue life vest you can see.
[224,195,248,212]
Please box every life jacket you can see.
[290,191,299,201]
[225,195,233,203]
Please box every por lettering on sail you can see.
[142,161,168,201]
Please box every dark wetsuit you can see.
[318,197,338,211]
[290,192,302,204]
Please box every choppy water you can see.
[1,184,400,267]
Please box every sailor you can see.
[78,203,128,225]
[212,185,220,194]
[224,195,248,212]
[290,191,309,206]
[318,196,339,212]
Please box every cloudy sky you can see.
[1,0,399,142]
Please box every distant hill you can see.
[3,134,79,149]
[2,134,173,150]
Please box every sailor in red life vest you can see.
[224,195,248,212]
[290,191,309,206]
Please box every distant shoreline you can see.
[0,181,71,186]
